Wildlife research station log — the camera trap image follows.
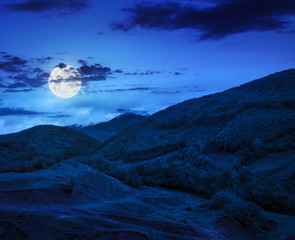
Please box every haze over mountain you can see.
[0,69,295,240]
[73,112,147,142]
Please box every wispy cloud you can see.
[151,90,181,95]
[98,87,156,93]
[0,107,73,119]
[0,107,44,116]
[47,114,71,119]
[113,69,162,76]
[117,108,149,116]
[35,56,54,64]
[5,0,89,15]
[4,89,33,93]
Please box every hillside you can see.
[0,125,101,172]
[98,69,295,162]
[0,159,244,240]
[87,69,295,220]
[73,113,147,142]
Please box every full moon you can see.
[48,64,82,98]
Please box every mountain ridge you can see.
[72,113,147,142]
[0,125,101,172]
[97,69,295,162]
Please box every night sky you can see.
[0,0,294,134]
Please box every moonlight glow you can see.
[48,64,82,98]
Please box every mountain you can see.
[0,125,101,172]
[90,69,295,221]
[73,113,147,142]
[98,69,295,163]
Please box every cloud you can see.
[57,62,67,69]
[151,90,181,95]
[99,87,156,93]
[93,84,203,95]
[6,82,28,89]
[129,70,162,76]
[3,55,13,59]
[4,89,33,93]
[5,0,89,15]
[77,59,88,65]
[0,54,50,91]
[114,69,123,74]
[113,69,162,76]
[0,107,44,116]
[0,55,115,92]
[112,0,295,40]
[47,114,71,118]
[113,68,186,76]
[0,56,27,73]
[77,62,112,84]
[117,108,149,116]
[0,107,73,119]
[79,64,111,75]
[6,71,49,88]
[174,72,182,75]
[35,56,54,64]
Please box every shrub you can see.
[191,169,218,198]
[24,143,40,160]
[208,191,232,210]
[112,166,129,181]
[190,155,215,171]
[250,176,295,215]
[88,153,113,173]
[285,234,295,240]
[126,167,143,188]
[251,138,267,158]
[60,180,74,195]
[217,168,234,190]
[225,199,268,233]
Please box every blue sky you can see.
[0,0,294,134]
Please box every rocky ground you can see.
[0,159,294,240]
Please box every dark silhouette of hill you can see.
[73,113,147,142]
[99,69,295,163]
[0,125,101,172]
